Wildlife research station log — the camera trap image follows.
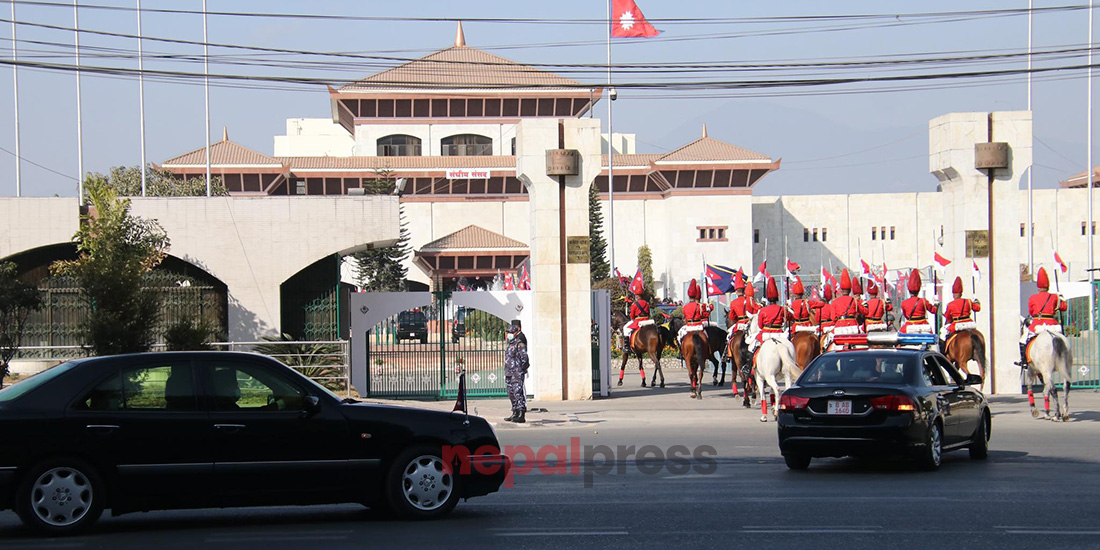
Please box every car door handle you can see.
[86,424,119,433]
[214,424,246,433]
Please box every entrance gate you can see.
[1060,286,1100,389]
[350,291,533,400]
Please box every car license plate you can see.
[827,400,852,415]
[409,332,416,337]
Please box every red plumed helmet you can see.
[687,279,701,300]
[907,269,922,293]
[790,276,804,295]
[733,269,745,290]
[823,284,833,301]
[867,281,879,296]
[745,283,755,298]
[851,277,863,295]
[840,269,852,291]
[952,276,963,294]
[1037,267,1050,290]
[766,277,779,300]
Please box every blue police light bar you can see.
[833,332,936,347]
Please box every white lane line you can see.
[1004,530,1100,536]
[495,531,629,537]
[742,529,880,534]
[0,544,85,550]
[205,535,348,543]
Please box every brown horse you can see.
[944,329,987,382]
[723,331,757,408]
[791,331,821,372]
[614,311,669,388]
[682,329,711,399]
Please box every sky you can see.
[0,0,1096,198]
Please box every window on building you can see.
[376,134,422,156]
[441,134,493,156]
[822,228,827,242]
[698,226,729,243]
[813,229,819,242]
[1094,222,1097,236]
[872,227,877,241]
[881,226,887,241]
[1021,223,1026,237]
[754,229,760,244]
[1083,222,1088,236]
[804,228,810,242]
[510,137,516,156]
[890,226,896,240]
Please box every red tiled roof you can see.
[419,225,527,251]
[601,154,663,168]
[340,46,585,91]
[1062,165,1100,188]
[658,137,771,163]
[163,139,282,167]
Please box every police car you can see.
[777,333,990,471]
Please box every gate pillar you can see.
[516,118,602,400]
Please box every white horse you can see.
[1021,322,1073,422]
[754,336,800,422]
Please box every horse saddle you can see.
[945,331,962,351]
[629,330,641,351]
[1025,338,1038,364]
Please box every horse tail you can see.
[778,339,798,377]
[969,332,987,372]
[691,333,709,370]
[1052,334,1073,372]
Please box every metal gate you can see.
[350,291,533,400]
[1060,286,1100,389]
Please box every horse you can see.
[754,336,800,422]
[681,327,712,400]
[613,310,668,388]
[791,331,822,371]
[720,330,757,407]
[943,329,987,384]
[1021,323,1073,422]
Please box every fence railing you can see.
[10,340,352,397]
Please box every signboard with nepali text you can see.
[446,169,492,180]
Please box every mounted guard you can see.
[678,279,711,345]
[750,277,790,353]
[825,270,866,349]
[787,276,824,336]
[863,280,892,332]
[680,279,713,399]
[726,270,758,335]
[622,291,653,342]
[1018,267,1067,369]
[940,276,981,348]
[899,270,937,334]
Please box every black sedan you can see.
[777,348,990,470]
[0,352,508,534]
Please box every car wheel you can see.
[15,457,104,535]
[783,454,811,470]
[969,412,990,460]
[384,446,459,520]
[918,421,943,471]
[420,336,428,345]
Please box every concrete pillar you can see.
[516,118,601,400]
[929,111,1032,394]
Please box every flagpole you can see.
[203,0,211,196]
[605,0,617,283]
[1027,0,1035,275]
[136,0,147,196]
[1088,0,1096,330]
[11,0,21,197]
[74,0,84,200]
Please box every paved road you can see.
[2,370,1098,550]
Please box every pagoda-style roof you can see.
[340,46,585,92]
[419,225,527,252]
[1062,165,1100,188]
[658,136,772,164]
[163,131,283,168]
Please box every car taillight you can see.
[779,394,809,410]
[869,395,916,412]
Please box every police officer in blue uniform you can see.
[504,322,529,423]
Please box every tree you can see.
[352,173,411,292]
[588,184,609,283]
[0,262,43,386]
[52,179,171,356]
[638,245,655,302]
[84,165,228,202]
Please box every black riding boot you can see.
[513,410,526,424]
[1016,342,1028,368]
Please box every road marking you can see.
[494,531,628,537]
[742,529,880,534]
[1003,530,1100,536]
[0,544,85,550]
[205,535,348,543]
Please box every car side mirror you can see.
[965,374,983,386]
[302,395,321,417]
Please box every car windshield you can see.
[799,353,916,385]
[0,361,79,403]
[399,312,426,323]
